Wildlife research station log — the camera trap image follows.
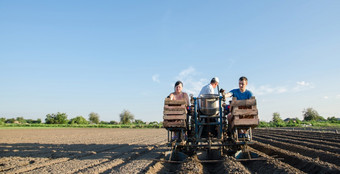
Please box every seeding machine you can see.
[163,92,260,162]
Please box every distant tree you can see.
[45,112,68,124]
[327,116,339,123]
[272,112,283,123]
[70,116,89,124]
[16,117,26,124]
[110,120,118,124]
[272,112,284,127]
[149,121,158,125]
[25,119,34,124]
[120,110,134,124]
[134,119,144,124]
[36,118,42,124]
[0,117,5,124]
[303,108,325,121]
[89,112,100,124]
[6,118,16,123]
[100,121,109,124]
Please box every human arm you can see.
[224,92,232,98]
[169,93,174,100]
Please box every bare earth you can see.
[0,128,339,173]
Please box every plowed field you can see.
[0,128,339,173]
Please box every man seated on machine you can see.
[197,77,220,137]
[223,76,253,138]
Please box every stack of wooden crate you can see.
[163,98,187,128]
[230,96,259,129]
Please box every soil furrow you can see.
[253,136,340,166]
[243,147,305,174]
[0,129,167,174]
[255,129,340,143]
[254,134,340,154]
[250,141,340,174]
[102,144,168,174]
[253,131,340,148]
[1,128,340,173]
[24,136,166,174]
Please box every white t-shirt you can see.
[198,84,214,97]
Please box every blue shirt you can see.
[229,89,253,100]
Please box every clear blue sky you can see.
[1,1,340,122]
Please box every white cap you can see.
[212,77,219,83]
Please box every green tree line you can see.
[260,107,340,128]
[0,110,161,126]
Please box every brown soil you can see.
[0,128,340,173]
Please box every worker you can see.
[198,77,219,97]
[169,81,189,106]
[198,77,220,137]
[224,76,253,139]
[168,81,189,141]
[223,76,253,100]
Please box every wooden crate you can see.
[163,98,187,128]
[230,97,259,128]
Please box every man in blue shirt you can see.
[224,76,253,139]
[224,76,253,100]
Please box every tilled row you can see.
[254,133,340,154]
[250,141,340,173]
[3,137,166,174]
[0,129,168,174]
[145,149,308,174]
[255,129,340,143]
[253,130,340,148]
[253,135,340,166]
[144,156,251,174]
[242,147,305,174]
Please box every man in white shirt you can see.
[198,77,219,97]
[197,77,220,137]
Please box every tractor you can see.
[163,92,259,162]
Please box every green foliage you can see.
[70,116,89,124]
[134,119,144,124]
[110,120,118,124]
[45,112,68,124]
[295,117,302,124]
[16,117,26,124]
[120,110,134,124]
[258,121,270,127]
[327,116,340,123]
[310,121,340,127]
[0,117,5,125]
[272,112,283,123]
[149,121,158,125]
[6,118,16,123]
[89,112,100,124]
[271,112,285,127]
[286,120,299,127]
[100,121,109,124]
[25,119,34,124]
[303,108,325,121]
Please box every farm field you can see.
[0,128,339,173]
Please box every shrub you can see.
[45,112,68,124]
[120,110,134,124]
[70,116,89,124]
[89,112,100,124]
